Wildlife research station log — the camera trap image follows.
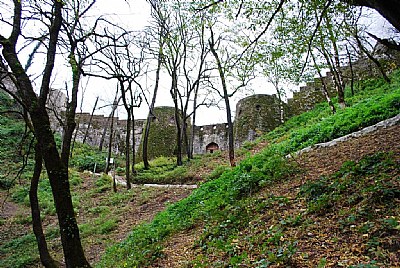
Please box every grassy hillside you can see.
[97,73,400,267]
[0,71,399,267]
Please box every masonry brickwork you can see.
[2,42,399,158]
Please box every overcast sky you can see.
[72,0,283,125]
[3,1,393,126]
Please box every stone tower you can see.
[137,106,190,160]
[234,94,286,146]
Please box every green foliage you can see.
[80,217,118,237]
[132,156,193,184]
[70,143,107,172]
[0,92,33,189]
[11,171,82,216]
[98,72,400,267]
[299,152,399,214]
[95,174,112,192]
[265,83,400,155]
[0,233,39,268]
[206,165,230,181]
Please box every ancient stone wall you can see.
[234,94,287,146]
[73,113,145,155]
[192,123,229,154]
[3,44,399,158]
[136,106,189,160]
[287,44,400,116]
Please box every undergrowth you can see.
[97,72,400,267]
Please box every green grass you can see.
[0,91,34,189]
[97,72,400,267]
[1,70,399,267]
[0,233,39,268]
[70,142,108,173]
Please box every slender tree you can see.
[90,28,145,188]
[82,96,99,144]
[0,1,91,266]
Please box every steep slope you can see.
[98,72,400,267]
[154,122,399,267]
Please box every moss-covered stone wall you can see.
[47,45,400,157]
[234,94,287,146]
[287,76,336,116]
[136,106,191,161]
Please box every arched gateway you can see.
[206,142,219,153]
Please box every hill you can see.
[97,71,400,268]
[0,71,399,267]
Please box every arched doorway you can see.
[206,142,219,153]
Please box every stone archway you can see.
[206,142,219,153]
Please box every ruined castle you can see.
[2,41,399,159]
[65,42,400,158]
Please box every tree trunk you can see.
[99,93,119,151]
[143,33,163,170]
[30,142,60,268]
[35,109,90,268]
[346,46,355,96]
[325,16,346,108]
[170,71,183,166]
[125,108,132,189]
[105,110,115,175]
[82,96,98,144]
[131,110,136,176]
[1,2,91,267]
[311,51,336,114]
[209,38,235,167]
[320,47,344,107]
[182,116,190,160]
[60,53,81,167]
[190,90,198,159]
[70,119,80,158]
[355,34,391,83]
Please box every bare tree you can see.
[148,1,213,164]
[0,1,91,266]
[90,29,145,188]
[58,0,103,168]
[82,96,99,144]
[104,90,120,176]
[310,51,336,114]
[207,22,255,167]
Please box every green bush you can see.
[95,174,112,192]
[70,143,107,172]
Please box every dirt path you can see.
[0,191,31,243]
[109,172,198,189]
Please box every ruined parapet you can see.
[287,75,336,116]
[137,106,189,161]
[341,41,400,82]
[192,123,229,154]
[234,94,286,146]
[72,113,145,155]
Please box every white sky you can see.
[75,0,278,125]
[77,1,396,126]
[2,1,395,126]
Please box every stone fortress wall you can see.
[65,70,341,157]
[2,41,399,158]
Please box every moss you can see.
[234,94,286,145]
[137,107,190,161]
